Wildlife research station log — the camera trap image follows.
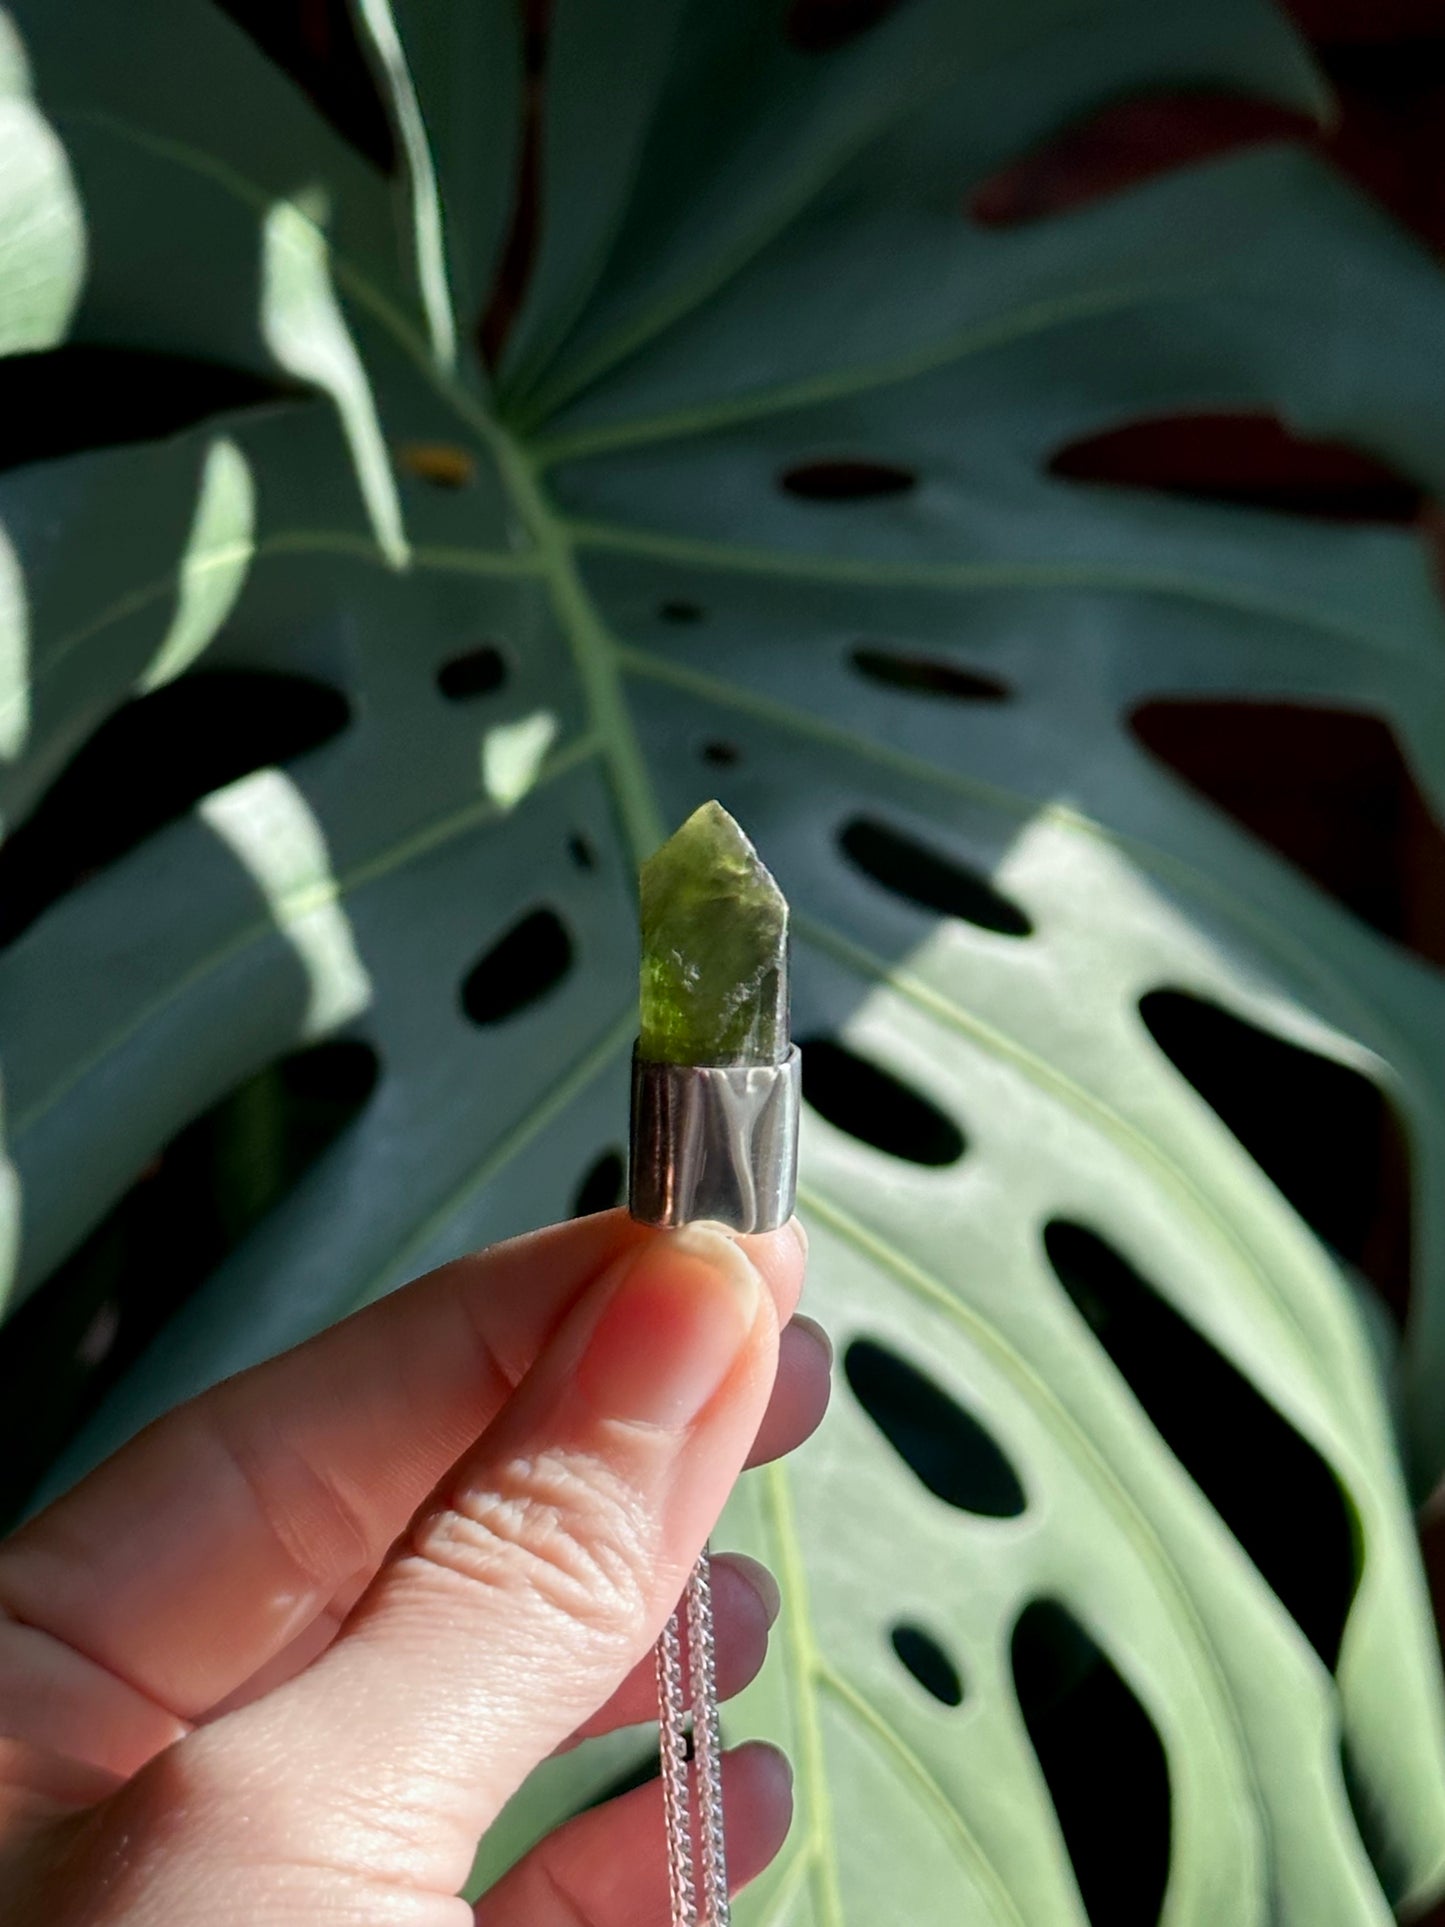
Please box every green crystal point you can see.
[638,800,790,1067]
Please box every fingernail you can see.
[727,1553,782,1626]
[789,1216,809,1262]
[791,1313,833,1370]
[734,1738,794,1795]
[577,1226,761,1430]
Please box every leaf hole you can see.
[844,1338,1025,1516]
[850,645,1011,704]
[0,348,295,476]
[890,1622,965,1706]
[571,1149,626,1218]
[0,1038,380,1527]
[278,1037,381,1109]
[658,599,706,624]
[214,0,394,170]
[460,908,574,1026]
[970,90,1311,227]
[1139,988,1414,1328]
[839,816,1032,935]
[1312,34,1445,256]
[1130,700,1445,972]
[799,1038,966,1165]
[1045,1220,1360,1666]
[435,645,509,703]
[0,669,352,950]
[701,740,742,767]
[784,0,908,54]
[779,459,917,502]
[1051,413,1423,524]
[1012,1599,1171,1926]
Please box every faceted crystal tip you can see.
[638,800,790,1067]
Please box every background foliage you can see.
[4,0,1445,1920]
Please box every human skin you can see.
[0,1209,828,1924]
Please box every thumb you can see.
[159,1223,781,1897]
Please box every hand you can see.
[0,1210,827,1923]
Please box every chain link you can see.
[686,1548,731,1925]
[657,1606,697,1926]
[658,1544,730,1927]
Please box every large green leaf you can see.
[4,0,1445,1919]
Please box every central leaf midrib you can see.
[488,429,661,864]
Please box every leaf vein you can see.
[814,1662,1030,1926]
[578,521,1389,653]
[531,274,1214,465]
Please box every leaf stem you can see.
[490,431,663,864]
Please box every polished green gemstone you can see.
[638,800,790,1066]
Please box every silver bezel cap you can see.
[629,1045,801,1233]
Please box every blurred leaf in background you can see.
[3,0,1445,1920]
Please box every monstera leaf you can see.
[5,0,1445,1919]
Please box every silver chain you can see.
[656,1607,697,1926]
[658,1543,731,1926]
[685,1550,730,1924]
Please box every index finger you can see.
[0,1211,807,1773]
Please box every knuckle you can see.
[204,1402,375,1605]
[67,1729,246,1882]
[412,1449,654,1641]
